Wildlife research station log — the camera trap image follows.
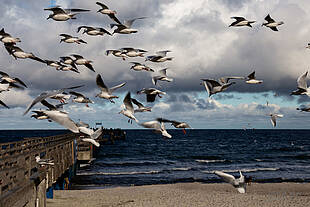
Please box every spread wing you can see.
[231,16,246,21]
[297,71,308,90]
[44,111,79,133]
[247,71,256,80]
[270,115,277,127]
[77,26,93,33]
[96,74,109,92]
[123,92,134,113]
[269,27,278,31]
[0,71,9,77]
[159,68,168,77]
[0,99,9,108]
[40,100,58,110]
[108,14,122,25]
[13,77,27,88]
[59,34,72,38]
[131,98,144,108]
[156,50,171,57]
[124,17,147,28]
[96,2,109,9]
[69,91,85,98]
[110,82,126,92]
[265,14,275,23]
[44,7,66,14]
[214,171,236,185]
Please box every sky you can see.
[0,0,310,129]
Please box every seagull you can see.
[152,68,173,85]
[111,17,147,34]
[31,110,50,120]
[0,28,21,44]
[78,124,103,147]
[69,91,94,107]
[58,65,80,73]
[201,79,235,97]
[0,71,27,88]
[106,49,127,60]
[229,17,256,27]
[4,44,45,63]
[296,105,310,112]
[306,43,310,49]
[245,71,263,84]
[214,171,251,194]
[120,48,147,57]
[96,2,121,24]
[131,98,152,113]
[31,100,66,120]
[137,88,166,102]
[139,120,172,139]
[0,80,24,91]
[119,92,139,124]
[50,92,71,103]
[130,62,154,72]
[157,118,191,134]
[0,99,9,109]
[262,14,284,31]
[35,156,54,166]
[23,85,83,115]
[77,26,112,36]
[44,60,64,70]
[291,71,310,96]
[219,76,245,84]
[145,50,174,62]
[95,74,126,103]
[269,113,283,127]
[59,56,77,69]
[71,54,95,72]
[59,34,87,44]
[44,6,90,21]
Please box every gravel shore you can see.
[47,182,310,207]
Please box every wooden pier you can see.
[0,129,126,207]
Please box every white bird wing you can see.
[91,127,103,140]
[202,81,211,96]
[160,122,172,138]
[109,82,126,93]
[140,121,161,130]
[44,111,79,133]
[156,50,170,57]
[159,68,168,77]
[214,171,236,185]
[79,126,94,136]
[96,74,109,92]
[270,115,277,127]
[124,17,146,28]
[123,92,134,113]
[82,138,100,147]
[297,71,308,90]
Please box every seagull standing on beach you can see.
[229,17,256,27]
[44,6,90,21]
[119,92,139,124]
[214,171,251,193]
[137,88,166,102]
[262,14,284,31]
[245,71,263,84]
[152,68,173,85]
[139,120,172,139]
[201,79,235,97]
[291,71,310,96]
[59,34,87,44]
[145,50,173,62]
[95,74,126,103]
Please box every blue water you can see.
[73,129,310,188]
[1,129,310,188]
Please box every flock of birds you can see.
[0,2,310,193]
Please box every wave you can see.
[202,167,280,174]
[77,170,160,176]
[171,167,192,171]
[196,159,226,163]
[96,160,175,167]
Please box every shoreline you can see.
[47,182,310,207]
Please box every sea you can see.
[1,129,310,189]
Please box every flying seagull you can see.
[35,156,54,166]
[71,54,95,72]
[119,92,139,124]
[69,91,94,107]
[130,62,154,72]
[306,43,310,49]
[262,14,284,31]
[152,68,173,85]
[23,85,84,115]
[44,6,90,21]
[0,99,9,109]
[95,74,126,103]
[157,118,191,134]
[106,49,127,60]
[120,48,147,57]
[214,171,252,194]
[269,113,283,127]
[77,26,112,36]
[78,124,103,147]
[59,56,77,69]
[59,34,87,44]
[245,71,263,84]
[0,71,27,88]
[201,79,235,97]
[137,88,166,102]
[111,17,147,34]
[145,50,173,62]
[219,76,245,84]
[0,28,21,44]
[139,120,172,139]
[291,71,310,96]
[229,17,256,27]
[4,44,45,63]
[131,98,152,113]
[96,2,121,24]
[296,105,310,112]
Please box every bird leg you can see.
[86,103,89,107]
[110,99,115,104]
[182,128,186,135]
[158,95,162,98]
